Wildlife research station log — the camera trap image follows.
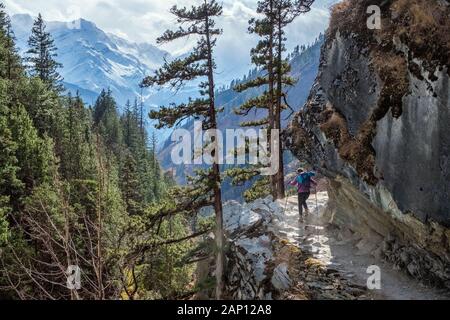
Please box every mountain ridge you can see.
[11,13,171,106]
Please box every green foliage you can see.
[120,152,143,216]
[0,8,25,243]
[93,89,123,152]
[226,166,271,202]
[9,104,56,192]
[139,215,196,299]
[0,3,193,299]
[18,77,60,136]
[59,93,96,180]
[0,3,22,81]
[243,176,271,202]
[0,197,9,245]
[122,99,140,152]
[0,81,19,244]
[25,13,63,92]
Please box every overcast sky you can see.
[4,0,335,84]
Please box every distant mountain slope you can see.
[11,14,170,106]
[62,82,99,105]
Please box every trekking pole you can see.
[314,187,319,216]
[283,194,289,215]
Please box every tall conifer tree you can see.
[0,3,22,81]
[230,0,314,200]
[142,0,226,299]
[227,0,277,201]
[273,0,313,199]
[26,13,63,92]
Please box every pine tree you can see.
[0,80,21,244]
[149,132,158,172]
[272,0,313,199]
[227,0,277,200]
[120,152,143,216]
[149,132,160,199]
[123,99,133,148]
[139,92,146,139]
[142,0,226,299]
[18,77,60,136]
[26,13,63,92]
[93,89,108,124]
[0,3,7,30]
[0,3,22,81]
[61,92,95,180]
[230,0,314,200]
[9,104,56,193]
[132,98,142,152]
[93,89,123,152]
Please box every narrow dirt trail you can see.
[272,192,448,300]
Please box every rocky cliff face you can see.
[285,0,450,288]
[222,197,287,299]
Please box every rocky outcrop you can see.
[285,0,450,289]
[223,196,287,299]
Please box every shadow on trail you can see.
[273,192,448,300]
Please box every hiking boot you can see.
[304,208,310,216]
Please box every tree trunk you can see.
[205,10,225,300]
[275,8,285,200]
[268,0,277,199]
[95,134,105,300]
[213,168,224,300]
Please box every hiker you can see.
[290,168,317,219]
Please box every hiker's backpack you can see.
[297,173,311,188]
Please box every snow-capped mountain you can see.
[11,14,171,106]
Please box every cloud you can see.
[3,0,332,85]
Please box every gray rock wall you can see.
[373,64,450,224]
[284,3,450,288]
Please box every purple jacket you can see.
[290,172,317,193]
